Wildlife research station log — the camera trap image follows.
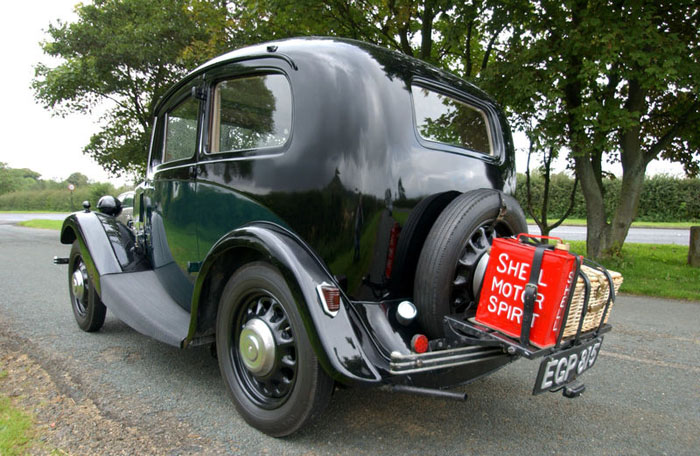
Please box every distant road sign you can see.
[68,184,75,191]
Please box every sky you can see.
[0,0,129,186]
[0,1,687,187]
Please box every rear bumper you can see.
[389,345,505,375]
[350,299,612,389]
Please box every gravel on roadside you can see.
[0,324,232,456]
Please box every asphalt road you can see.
[1,225,699,455]
[528,224,691,245]
[0,212,69,223]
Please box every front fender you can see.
[189,222,382,385]
[60,212,148,293]
[59,212,123,295]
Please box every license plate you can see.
[533,337,603,394]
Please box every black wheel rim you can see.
[451,222,511,315]
[230,290,298,409]
[70,256,89,318]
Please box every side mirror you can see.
[97,195,123,217]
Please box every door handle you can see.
[189,165,197,179]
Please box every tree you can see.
[33,0,524,176]
[233,0,528,77]
[0,163,42,195]
[524,139,579,237]
[66,172,90,187]
[33,0,231,177]
[487,0,700,258]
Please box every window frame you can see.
[410,79,503,162]
[204,70,294,157]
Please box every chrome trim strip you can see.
[389,346,506,375]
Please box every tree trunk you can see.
[689,227,700,267]
[606,79,648,255]
[608,165,645,254]
[575,154,610,258]
[419,1,435,61]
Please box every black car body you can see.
[57,38,613,436]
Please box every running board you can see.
[100,270,190,348]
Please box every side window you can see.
[209,74,292,153]
[412,85,493,156]
[163,96,200,163]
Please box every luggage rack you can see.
[442,257,616,360]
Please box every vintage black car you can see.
[55,38,615,437]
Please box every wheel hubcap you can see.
[239,318,276,376]
[71,259,89,317]
[232,293,297,408]
[72,268,86,300]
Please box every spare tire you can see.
[389,191,460,297]
[413,189,527,338]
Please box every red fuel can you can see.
[475,235,578,348]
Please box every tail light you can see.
[411,334,429,354]
[317,283,341,316]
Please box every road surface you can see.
[0,212,69,223]
[528,224,690,245]
[1,225,698,454]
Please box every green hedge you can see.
[515,174,700,222]
[0,183,118,212]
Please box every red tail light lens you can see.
[317,283,341,316]
[411,334,429,354]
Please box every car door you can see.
[145,78,204,311]
[194,63,293,259]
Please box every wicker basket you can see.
[561,265,623,339]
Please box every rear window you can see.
[209,74,292,153]
[412,85,493,156]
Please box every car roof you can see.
[155,37,496,114]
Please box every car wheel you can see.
[216,262,333,437]
[68,241,106,332]
[414,189,527,338]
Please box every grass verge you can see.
[0,393,35,456]
[526,218,695,229]
[567,241,699,301]
[17,219,63,230]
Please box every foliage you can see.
[231,0,530,78]
[65,172,89,187]
[515,174,700,222]
[567,241,700,301]
[17,220,64,230]
[0,164,128,211]
[637,176,700,222]
[485,1,700,258]
[32,0,231,177]
[0,163,42,196]
[523,140,578,236]
[0,396,35,456]
[0,183,126,212]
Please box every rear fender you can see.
[189,222,382,384]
